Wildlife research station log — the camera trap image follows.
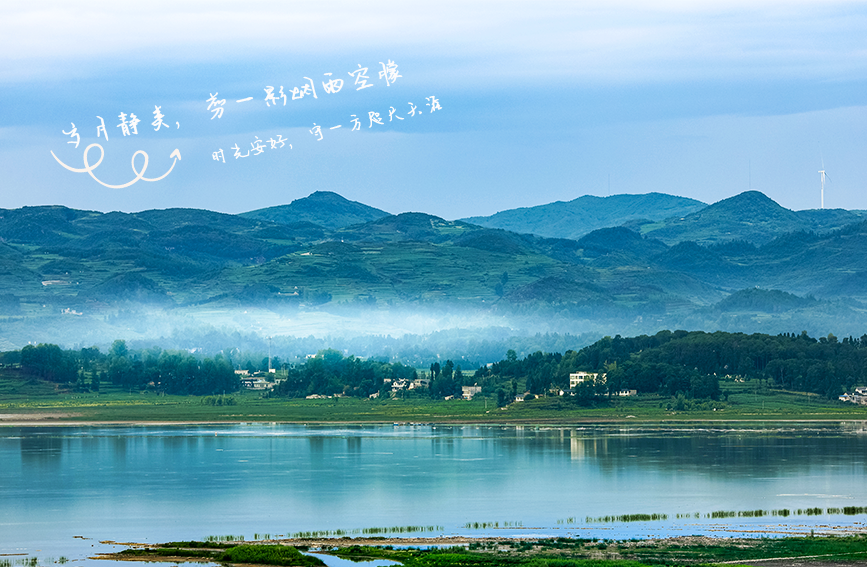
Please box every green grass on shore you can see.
[2,373,867,424]
[335,535,867,565]
[114,535,867,567]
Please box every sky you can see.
[1,0,866,219]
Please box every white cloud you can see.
[2,1,866,85]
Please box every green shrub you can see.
[220,545,324,567]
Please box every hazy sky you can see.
[2,1,866,218]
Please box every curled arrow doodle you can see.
[50,144,181,188]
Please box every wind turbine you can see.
[819,156,830,209]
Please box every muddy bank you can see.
[0,412,82,422]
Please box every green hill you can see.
[713,288,818,313]
[639,191,864,245]
[575,227,668,261]
[240,191,390,229]
[460,193,705,239]
[650,220,867,298]
[338,212,475,244]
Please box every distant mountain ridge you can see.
[635,191,865,245]
[460,193,706,240]
[240,191,390,229]
[3,189,867,348]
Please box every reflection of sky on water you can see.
[305,551,400,567]
[2,424,867,565]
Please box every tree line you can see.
[466,330,867,404]
[2,340,238,395]
[564,330,867,400]
[3,330,865,401]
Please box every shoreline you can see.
[90,534,861,552]
[2,416,867,427]
[93,534,867,567]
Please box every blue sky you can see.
[1,0,866,218]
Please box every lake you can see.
[2,422,867,566]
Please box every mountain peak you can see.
[297,191,351,203]
[709,191,790,214]
[642,191,803,245]
[240,191,390,230]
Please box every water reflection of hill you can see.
[485,425,867,477]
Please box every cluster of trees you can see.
[4,329,863,403]
[272,349,417,398]
[470,330,867,404]
[575,330,867,399]
[4,340,238,395]
[271,351,478,400]
[427,360,468,399]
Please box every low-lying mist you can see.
[2,299,866,366]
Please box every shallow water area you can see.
[3,422,867,566]
[305,551,401,567]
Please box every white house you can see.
[462,385,482,400]
[569,372,606,389]
[241,377,271,390]
[840,387,867,405]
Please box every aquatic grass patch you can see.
[708,511,736,519]
[290,529,351,538]
[290,525,442,538]
[463,521,522,529]
[546,503,867,529]
[363,525,443,535]
[2,558,38,567]
[204,534,245,542]
[737,510,765,517]
[280,502,867,544]
[585,513,668,523]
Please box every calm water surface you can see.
[2,423,867,566]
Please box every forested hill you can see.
[571,330,866,399]
[461,193,706,240]
[474,329,867,403]
[240,191,390,229]
[634,191,864,245]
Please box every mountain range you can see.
[1,189,866,347]
[461,192,706,240]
